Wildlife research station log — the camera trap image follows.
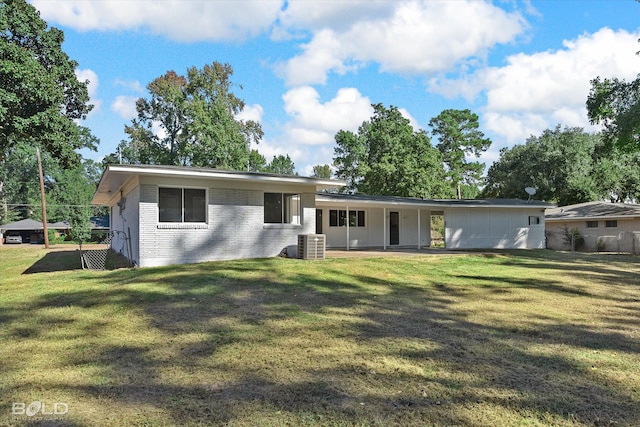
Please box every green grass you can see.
[1,247,639,426]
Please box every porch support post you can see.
[383,207,387,250]
[346,205,350,251]
[417,208,421,250]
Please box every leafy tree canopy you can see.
[587,75,640,151]
[481,126,640,205]
[108,62,263,170]
[1,0,95,167]
[311,164,332,179]
[0,141,103,226]
[333,103,450,198]
[263,154,297,175]
[428,109,491,199]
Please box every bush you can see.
[563,226,584,251]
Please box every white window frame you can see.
[329,209,366,227]
[264,193,301,225]
[158,186,208,224]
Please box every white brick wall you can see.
[110,186,140,265]
[136,184,316,267]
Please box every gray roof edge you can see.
[104,164,346,187]
[316,192,554,208]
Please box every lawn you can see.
[0,246,639,426]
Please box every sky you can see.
[29,0,640,177]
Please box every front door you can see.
[390,211,400,245]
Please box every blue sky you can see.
[30,0,640,176]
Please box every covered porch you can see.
[315,193,444,250]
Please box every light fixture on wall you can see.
[117,196,127,215]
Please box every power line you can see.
[4,203,95,208]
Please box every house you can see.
[91,164,343,267]
[546,201,640,252]
[91,164,552,267]
[0,216,111,245]
[0,218,45,244]
[316,193,551,250]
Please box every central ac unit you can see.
[298,234,326,260]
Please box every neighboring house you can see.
[546,202,640,252]
[47,216,111,240]
[0,218,45,244]
[91,164,552,267]
[316,193,551,250]
[0,218,108,244]
[91,164,343,267]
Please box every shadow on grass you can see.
[22,249,131,274]
[3,252,640,425]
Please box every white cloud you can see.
[431,28,640,144]
[110,96,138,120]
[252,86,374,174]
[280,0,526,85]
[114,79,145,93]
[398,108,422,132]
[277,0,396,34]
[32,0,283,42]
[282,86,373,146]
[235,104,264,123]
[75,68,101,114]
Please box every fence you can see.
[546,229,640,254]
[80,230,133,270]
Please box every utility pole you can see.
[36,148,50,248]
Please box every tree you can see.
[591,148,640,202]
[428,109,491,199]
[312,164,332,179]
[247,149,267,172]
[333,104,450,198]
[0,142,102,230]
[1,0,95,166]
[482,126,602,205]
[111,62,263,170]
[587,76,640,150]
[263,154,297,175]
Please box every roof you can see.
[1,216,110,232]
[92,164,346,205]
[90,215,110,229]
[316,192,554,209]
[546,201,640,221]
[0,218,46,231]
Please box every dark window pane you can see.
[586,221,598,228]
[159,188,182,222]
[338,210,346,227]
[605,220,617,228]
[357,210,365,227]
[264,193,282,223]
[184,189,206,222]
[329,210,338,227]
[348,210,357,227]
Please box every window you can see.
[528,216,540,225]
[329,210,365,227]
[159,187,206,223]
[264,193,300,224]
[605,220,618,228]
[586,221,598,228]
[350,210,366,227]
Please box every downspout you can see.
[418,208,421,250]
[346,205,350,251]
[383,207,387,250]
